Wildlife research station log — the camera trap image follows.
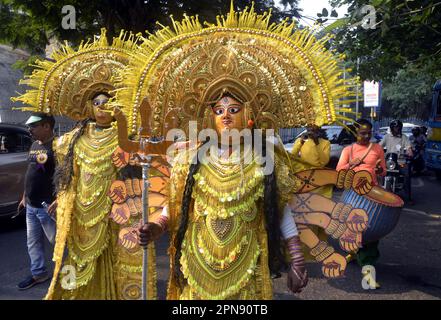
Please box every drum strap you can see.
[349,143,373,169]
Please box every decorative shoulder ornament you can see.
[12,29,143,121]
[114,4,357,136]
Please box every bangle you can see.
[331,224,346,239]
[339,205,352,223]
[310,241,335,262]
[315,246,335,262]
[336,169,355,189]
[325,220,339,236]
[310,241,327,257]
[331,203,352,223]
[331,203,344,220]
[336,170,346,189]
[286,236,303,260]
[155,215,168,231]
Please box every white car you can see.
[378,123,419,138]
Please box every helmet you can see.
[411,127,420,135]
[390,119,403,131]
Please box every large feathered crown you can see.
[12,29,143,121]
[113,3,357,136]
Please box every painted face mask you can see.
[92,93,113,126]
[211,95,246,136]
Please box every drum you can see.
[340,188,404,243]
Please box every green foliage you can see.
[323,0,441,119]
[381,61,439,118]
[329,0,441,81]
[11,55,41,75]
[0,0,300,55]
[0,1,49,54]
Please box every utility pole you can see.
[355,57,360,119]
[343,63,346,120]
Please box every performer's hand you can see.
[288,264,308,293]
[286,235,308,293]
[18,197,25,212]
[352,171,373,195]
[310,132,320,145]
[113,107,125,121]
[349,157,362,167]
[322,253,346,278]
[338,229,362,253]
[47,201,57,217]
[345,208,369,233]
[137,222,164,248]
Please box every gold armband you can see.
[325,220,339,236]
[336,169,355,190]
[332,203,352,223]
[310,241,335,262]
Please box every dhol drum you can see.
[340,187,404,244]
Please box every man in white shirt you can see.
[379,120,413,157]
[379,119,413,202]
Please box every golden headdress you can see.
[12,29,143,121]
[114,4,356,136]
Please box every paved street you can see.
[1,172,440,300]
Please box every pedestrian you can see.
[17,112,57,290]
[336,118,386,288]
[291,125,332,260]
[291,125,332,197]
[410,127,426,175]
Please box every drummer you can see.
[336,118,386,287]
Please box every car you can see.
[0,123,32,221]
[283,125,357,169]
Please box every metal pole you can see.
[343,65,347,120]
[141,150,151,300]
[355,57,360,118]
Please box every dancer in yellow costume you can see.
[112,4,384,299]
[12,31,158,299]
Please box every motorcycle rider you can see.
[380,120,413,202]
[380,120,413,157]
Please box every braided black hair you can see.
[261,139,287,275]
[54,118,90,192]
[173,148,203,287]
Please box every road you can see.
[1,171,440,300]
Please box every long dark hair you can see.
[173,134,286,287]
[54,118,91,192]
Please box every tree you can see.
[328,0,441,81]
[0,0,300,55]
[381,61,437,119]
